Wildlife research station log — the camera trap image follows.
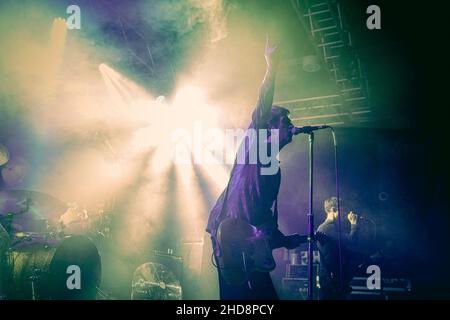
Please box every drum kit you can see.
[0,190,107,300]
[0,190,188,300]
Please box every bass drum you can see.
[6,234,101,299]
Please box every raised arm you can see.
[252,36,279,128]
[345,211,359,245]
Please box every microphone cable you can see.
[331,128,344,294]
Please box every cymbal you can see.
[0,190,67,220]
[131,262,182,300]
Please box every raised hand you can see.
[264,34,279,69]
[347,211,358,225]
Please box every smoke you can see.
[0,0,272,251]
[138,0,228,40]
[0,1,139,200]
[0,1,282,243]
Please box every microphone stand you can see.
[307,132,314,300]
[293,125,331,300]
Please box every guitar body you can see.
[216,218,276,285]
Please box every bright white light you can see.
[156,95,166,103]
[172,85,219,129]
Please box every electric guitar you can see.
[216,218,315,285]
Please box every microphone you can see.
[291,125,330,135]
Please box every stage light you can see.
[156,95,166,103]
[50,18,67,51]
[99,63,152,113]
